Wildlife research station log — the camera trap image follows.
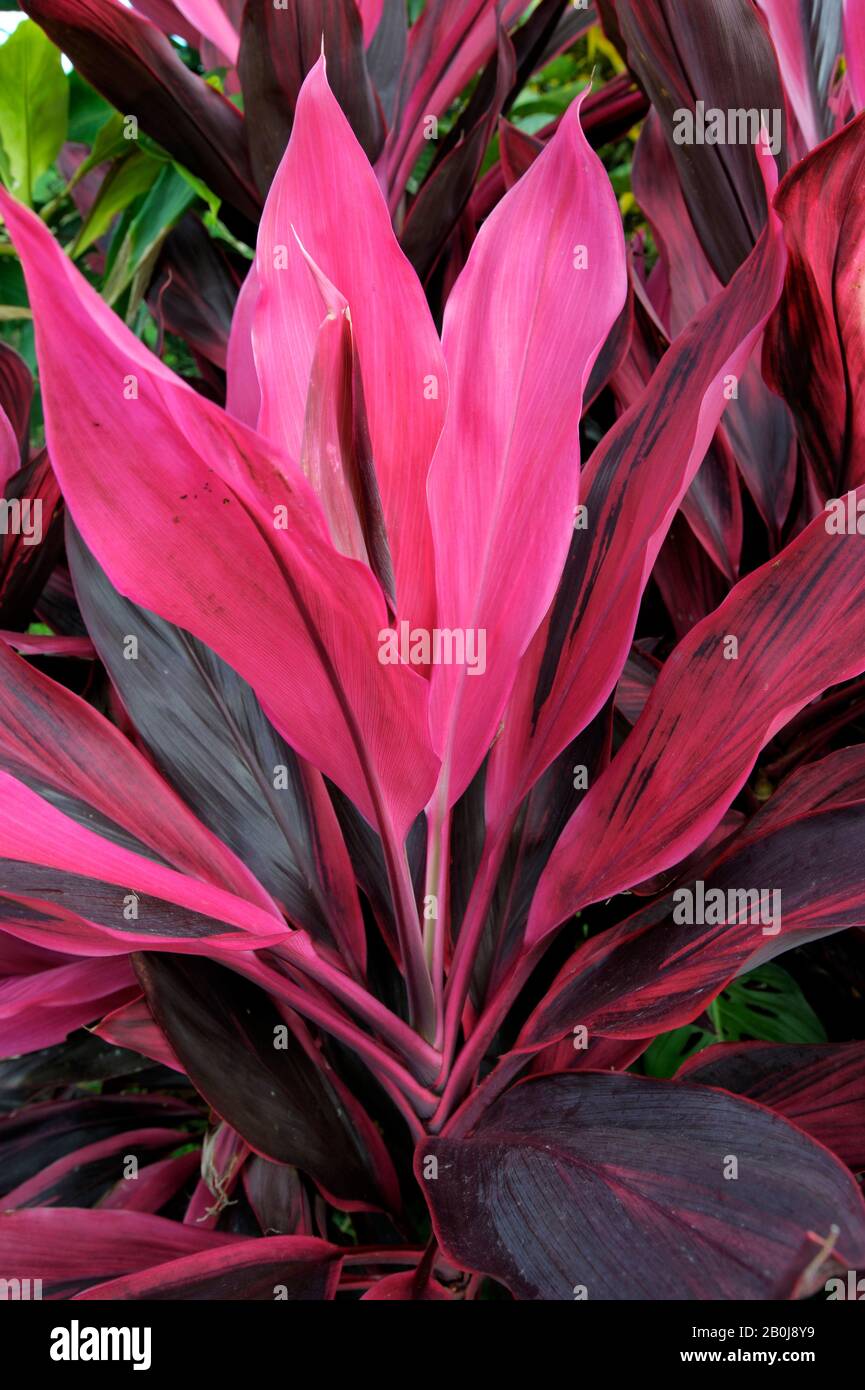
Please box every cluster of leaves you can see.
[1,0,865,1302]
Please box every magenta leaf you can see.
[530,493,865,939]
[251,59,444,635]
[485,171,786,829]
[74,1235,343,1300]
[0,954,137,1055]
[0,187,439,846]
[0,1206,238,1296]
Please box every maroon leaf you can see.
[148,214,240,372]
[67,527,365,967]
[678,1041,865,1168]
[0,450,64,630]
[361,1269,453,1299]
[384,0,526,207]
[0,1095,195,1195]
[400,23,515,282]
[0,343,32,457]
[616,0,788,282]
[237,0,385,197]
[22,0,260,223]
[419,1072,865,1300]
[764,113,865,497]
[1,1128,187,1208]
[366,0,407,124]
[520,750,865,1049]
[757,0,844,149]
[74,1234,342,1300]
[632,106,796,535]
[243,1157,311,1236]
[652,517,729,640]
[134,953,401,1213]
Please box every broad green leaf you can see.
[170,160,251,258]
[714,963,827,1045]
[642,1025,716,1079]
[130,164,197,255]
[642,963,826,1078]
[0,19,68,205]
[70,151,162,257]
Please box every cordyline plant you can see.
[2,0,865,1302]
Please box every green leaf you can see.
[0,255,27,306]
[134,163,199,246]
[171,160,220,218]
[168,160,251,259]
[103,163,197,305]
[714,963,827,1044]
[67,112,130,190]
[70,150,162,257]
[67,71,114,145]
[642,963,826,1079]
[642,1024,717,1079]
[0,19,68,205]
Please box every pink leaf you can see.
[174,0,240,65]
[251,58,445,631]
[0,773,292,954]
[0,188,438,841]
[485,146,786,829]
[427,91,627,808]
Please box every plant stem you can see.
[438,815,513,1081]
[432,941,545,1131]
[264,941,441,1084]
[423,791,451,1049]
[233,953,438,1116]
[247,507,436,1038]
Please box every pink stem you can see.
[423,792,451,1050]
[438,817,512,1082]
[267,940,441,1084]
[432,942,545,1131]
[231,953,438,1118]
